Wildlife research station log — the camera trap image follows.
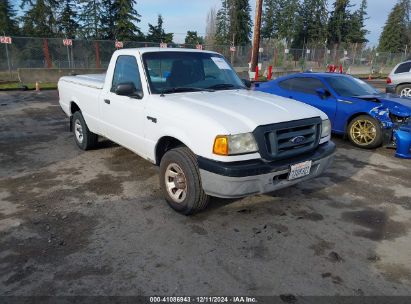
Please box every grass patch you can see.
[0,82,57,90]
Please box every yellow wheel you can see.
[348,115,382,149]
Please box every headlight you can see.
[321,119,331,138]
[213,133,258,155]
[389,112,409,124]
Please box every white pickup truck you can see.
[58,48,335,214]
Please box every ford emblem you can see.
[290,136,306,144]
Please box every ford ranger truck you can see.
[58,48,336,215]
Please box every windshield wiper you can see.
[206,83,237,90]
[161,87,215,94]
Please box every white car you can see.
[58,48,335,215]
[386,60,411,97]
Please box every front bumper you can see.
[386,85,396,94]
[198,141,336,198]
[394,125,411,159]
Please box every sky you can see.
[138,0,396,46]
[12,0,398,46]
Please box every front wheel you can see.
[347,115,382,149]
[159,147,209,215]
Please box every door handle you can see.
[104,99,110,104]
[147,116,157,123]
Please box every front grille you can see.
[253,117,322,161]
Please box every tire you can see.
[396,84,411,97]
[159,147,209,215]
[347,115,382,149]
[72,111,98,150]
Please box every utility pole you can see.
[230,33,236,65]
[250,0,263,74]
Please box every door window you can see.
[394,62,411,74]
[279,77,325,95]
[111,55,142,93]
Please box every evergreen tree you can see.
[185,31,204,45]
[101,0,115,39]
[293,0,328,48]
[215,0,230,45]
[78,0,105,38]
[0,0,19,35]
[277,0,300,44]
[261,0,280,40]
[379,0,410,52]
[347,0,368,44]
[146,15,173,43]
[262,0,299,43]
[111,0,143,41]
[58,0,79,38]
[230,0,252,45]
[327,0,353,48]
[21,0,57,37]
[215,0,252,45]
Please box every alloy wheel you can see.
[400,88,411,97]
[164,163,187,203]
[74,119,84,143]
[350,119,377,146]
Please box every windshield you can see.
[142,51,245,94]
[325,76,380,97]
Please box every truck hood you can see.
[354,94,411,117]
[162,90,327,133]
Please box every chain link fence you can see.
[0,36,409,82]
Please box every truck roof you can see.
[115,47,219,55]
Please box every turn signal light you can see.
[386,77,392,84]
[213,136,228,155]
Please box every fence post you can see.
[4,44,11,78]
[66,43,70,69]
[71,42,74,68]
[95,41,101,69]
[2,32,12,78]
[43,38,52,68]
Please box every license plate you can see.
[288,161,312,180]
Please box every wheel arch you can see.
[345,112,375,132]
[396,82,411,91]
[155,136,190,166]
[69,101,82,132]
[70,101,81,115]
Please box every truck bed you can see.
[60,74,106,89]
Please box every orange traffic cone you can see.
[35,82,40,91]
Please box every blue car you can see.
[255,73,411,149]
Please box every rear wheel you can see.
[72,111,98,150]
[159,147,209,215]
[396,84,411,97]
[347,115,382,149]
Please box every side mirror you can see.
[242,78,251,89]
[115,82,143,99]
[316,88,331,99]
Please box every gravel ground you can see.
[0,90,410,297]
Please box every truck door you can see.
[100,55,147,155]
